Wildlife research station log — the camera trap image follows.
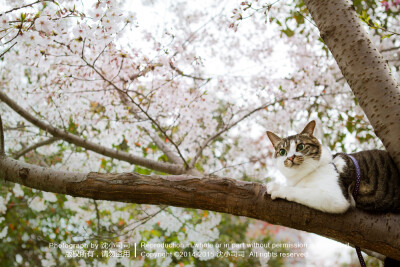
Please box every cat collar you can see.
[347,154,366,267]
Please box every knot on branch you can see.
[319,25,336,41]
[19,168,30,181]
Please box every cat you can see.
[266,120,400,214]
[266,120,400,266]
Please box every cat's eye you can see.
[296,143,305,151]
[279,149,287,156]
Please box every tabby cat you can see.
[266,120,400,214]
[266,121,400,266]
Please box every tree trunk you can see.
[303,0,400,170]
[1,155,399,260]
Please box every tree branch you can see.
[169,61,211,81]
[0,42,17,59]
[0,155,399,260]
[380,46,400,53]
[0,90,185,175]
[142,127,184,165]
[117,91,185,166]
[13,137,60,159]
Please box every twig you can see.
[0,115,4,155]
[0,0,55,17]
[381,46,400,53]
[207,160,253,175]
[119,206,167,236]
[169,62,210,81]
[295,11,317,28]
[180,3,228,50]
[13,136,60,159]
[0,42,17,59]
[93,200,101,236]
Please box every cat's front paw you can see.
[266,182,278,194]
[267,182,286,200]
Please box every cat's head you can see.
[267,121,323,179]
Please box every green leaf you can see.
[20,13,26,22]
[282,28,294,37]
[113,135,129,152]
[67,115,79,134]
[381,34,394,39]
[345,121,354,133]
[134,166,152,175]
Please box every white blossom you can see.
[29,197,47,212]
[13,184,24,197]
[0,193,11,214]
[0,197,7,214]
[42,192,57,202]
[0,226,8,238]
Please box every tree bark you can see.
[302,0,400,170]
[1,155,399,260]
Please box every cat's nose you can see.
[287,155,295,161]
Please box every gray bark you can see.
[303,0,400,170]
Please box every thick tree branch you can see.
[0,90,185,175]
[303,0,400,170]
[0,155,399,260]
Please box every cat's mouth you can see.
[284,156,304,168]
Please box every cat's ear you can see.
[266,131,282,147]
[300,120,316,135]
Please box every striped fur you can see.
[334,150,400,213]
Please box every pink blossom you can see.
[381,1,390,11]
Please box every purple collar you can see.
[346,154,366,267]
[347,154,361,199]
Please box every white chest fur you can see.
[267,145,351,213]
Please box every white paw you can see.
[267,182,286,200]
[266,182,278,194]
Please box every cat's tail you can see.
[384,257,400,267]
